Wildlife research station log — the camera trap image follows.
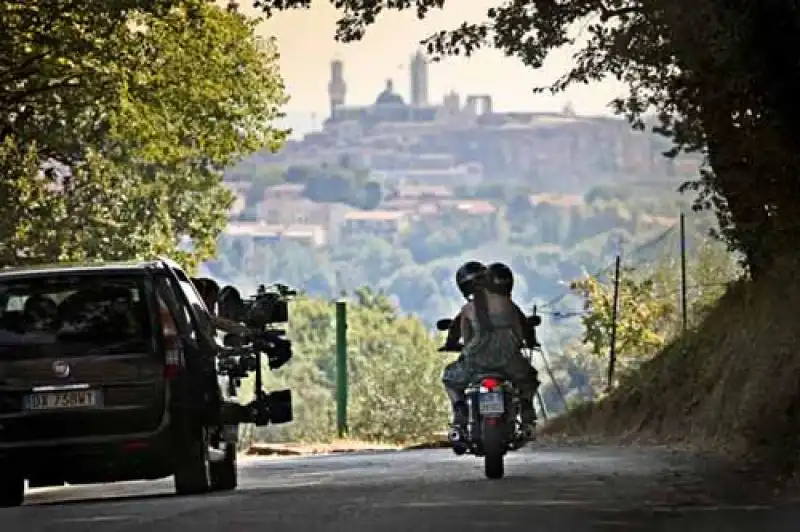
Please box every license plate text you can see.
[478,391,504,415]
[24,390,100,411]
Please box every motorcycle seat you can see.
[474,372,509,382]
[469,373,517,390]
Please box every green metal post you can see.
[335,300,348,437]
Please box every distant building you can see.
[224,222,328,248]
[446,200,497,216]
[392,184,454,200]
[262,183,305,201]
[528,193,584,208]
[257,186,349,243]
[410,50,429,107]
[328,59,346,120]
[342,210,410,241]
[259,47,690,193]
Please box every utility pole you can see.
[335,300,348,437]
[680,212,688,333]
[607,255,621,391]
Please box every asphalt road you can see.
[3,444,799,532]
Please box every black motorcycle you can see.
[435,314,541,479]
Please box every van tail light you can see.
[159,302,184,380]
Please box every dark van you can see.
[0,259,239,507]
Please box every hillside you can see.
[546,256,800,474]
[206,178,707,329]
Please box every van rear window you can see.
[0,275,152,355]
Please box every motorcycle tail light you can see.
[481,377,500,390]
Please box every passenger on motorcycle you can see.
[442,262,539,433]
[442,263,539,350]
[484,262,541,420]
[485,262,540,350]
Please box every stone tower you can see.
[409,50,428,107]
[328,59,346,119]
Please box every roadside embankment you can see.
[542,256,800,479]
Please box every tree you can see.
[570,268,676,383]
[0,1,288,269]
[251,0,800,278]
[240,291,449,444]
[0,1,183,159]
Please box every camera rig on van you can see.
[216,283,296,427]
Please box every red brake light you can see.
[481,377,500,390]
[159,301,183,380]
[123,441,148,452]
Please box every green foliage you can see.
[239,289,450,444]
[213,188,709,327]
[1,0,182,161]
[402,212,498,263]
[0,0,287,269]
[298,165,383,210]
[571,270,676,381]
[234,161,385,210]
[567,239,741,386]
[0,139,63,264]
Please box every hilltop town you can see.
[220,51,696,249]
[207,48,698,326]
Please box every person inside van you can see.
[191,278,248,337]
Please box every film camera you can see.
[216,283,297,427]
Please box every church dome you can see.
[375,79,405,105]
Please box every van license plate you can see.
[478,392,504,415]
[24,390,100,411]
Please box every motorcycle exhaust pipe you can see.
[448,428,461,442]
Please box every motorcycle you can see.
[435,313,541,480]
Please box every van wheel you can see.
[0,466,24,507]
[174,427,211,496]
[210,443,237,492]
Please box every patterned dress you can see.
[442,309,537,395]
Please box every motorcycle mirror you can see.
[218,285,246,322]
[223,333,244,348]
[526,315,542,327]
[436,318,453,331]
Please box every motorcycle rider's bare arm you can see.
[445,308,463,346]
[460,303,475,344]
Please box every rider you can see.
[484,262,541,425]
[442,261,485,349]
[485,262,540,349]
[442,262,539,350]
[441,261,539,433]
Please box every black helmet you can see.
[456,261,487,299]
[218,285,244,321]
[487,262,514,296]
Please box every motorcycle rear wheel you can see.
[482,420,505,479]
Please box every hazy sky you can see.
[235,1,627,130]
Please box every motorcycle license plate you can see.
[478,392,504,415]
